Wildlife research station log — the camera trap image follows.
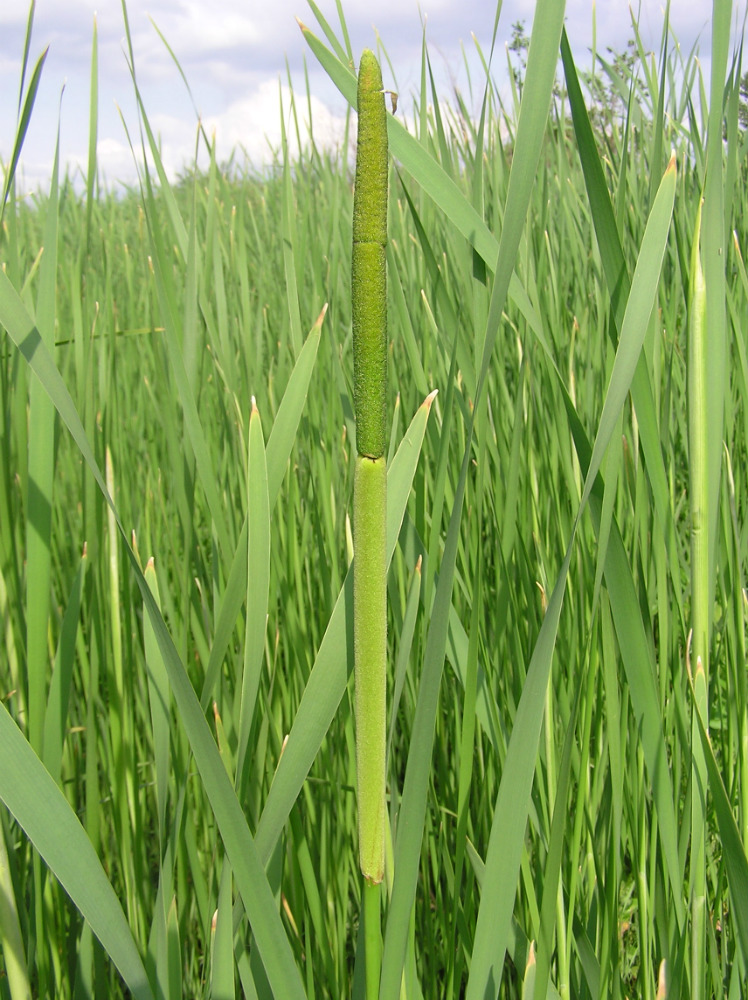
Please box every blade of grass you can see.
[235,399,271,790]
[42,550,86,785]
[0,274,308,1000]
[199,308,324,710]
[688,199,710,1000]
[254,391,437,865]
[0,703,155,1000]
[0,816,31,1000]
[0,44,48,224]
[25,114,61,757]
[561,28,684,622]
[84,14,98,251]
[380,411,472,997]
[280,101,304,357]
[692,687,748,966]
[132,145,233,561]
[143,559,170,848]
[534,683,581,1000]
[702,0,730,589]
[466,142,677,1000]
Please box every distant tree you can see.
[740,69,748,131]
[507,20,565,106]
[508,20,530,94]
[505,21,642,153]
[582,39,638,138]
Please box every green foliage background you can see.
[1,2,748,998]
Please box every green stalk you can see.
[363,877,383,1000]
[0,819,31,1000]
[352,46,388,999]
[352,45,388,883]
[354,453,387,882]
[688,199,709,1000]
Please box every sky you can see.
[0,0,743,192]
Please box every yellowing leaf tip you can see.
[525,941,536,970]
[314,302,329,328]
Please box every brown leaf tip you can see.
[315,302,329,328]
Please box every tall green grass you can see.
[1,1,747,997]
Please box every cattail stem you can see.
[354,454,387,881]
[352,47,388,888]
[351,49,388,1000]
[688,199,709,1000]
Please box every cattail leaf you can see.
[255,392,437,864]
[0,703,155,1000]
[353,455,387,881]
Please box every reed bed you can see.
[1,1,747,997]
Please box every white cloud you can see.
[1,0,744,191]
[200,80,348,167]
[57,79,349,188]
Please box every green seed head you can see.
[352,242,387,459]
[352,49,389,886]
[352,49,388,460]
[353,50,388,248]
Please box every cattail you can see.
[352,47,388,888]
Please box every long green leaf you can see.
[0,273,308,1000]
[254,391,438,864]
[236,399,271,787]
[199,308,323,710]
[0,703,155,1000]
[692,695,748,964]
[560,28,684,623]
[380,409,472,996]
[466,140,677,1000]
[1,45,48,224]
